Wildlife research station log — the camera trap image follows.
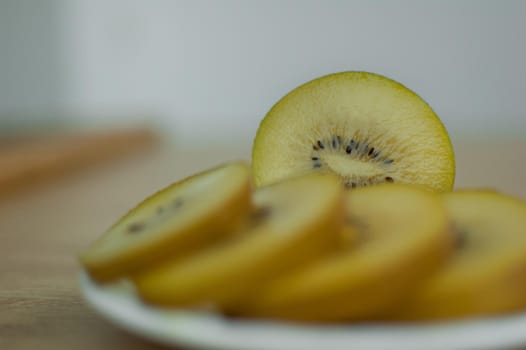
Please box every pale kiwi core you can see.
[252,72,455,191]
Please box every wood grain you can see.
[0,140,524,350]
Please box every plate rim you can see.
[79,271,526,350]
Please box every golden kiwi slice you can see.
[134,173,344,308]
[397,190,526,320]
[236,184,451,322]
[79,162,252,282]
[252,71,455,191]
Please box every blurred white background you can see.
[1,0,525,145]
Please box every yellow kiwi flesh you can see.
[252,71,455,191]
[397,191,526,320]
[234,184,451,322]
[80,162,252,282]
[134,173,344,308]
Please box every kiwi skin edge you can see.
[252,71,455,191]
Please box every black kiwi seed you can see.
[332,135,341,149]
[452,225,468,249]
[344,182,353,189]
[173,198,184,208]
[308,137,392,186]
[250,206,272,224]
[157,206,164,214]
[127,222,145,234]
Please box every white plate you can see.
[80,271,526,350]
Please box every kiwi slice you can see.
[134,173,344,308]
[235,184,451,322]
[252,71,455,191]
[79,162,252,282]
[396,191,526,320]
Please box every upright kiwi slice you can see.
[79,162,252,282]
[252,71,455,191]
[235,184,451,322]
[134,173,344,308]
[397,191,526,320]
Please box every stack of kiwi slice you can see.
[80,71,526,322]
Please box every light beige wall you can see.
[2,1,525,143]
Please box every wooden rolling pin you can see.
[0,127,158,196]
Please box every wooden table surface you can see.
[1,140,525,350]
